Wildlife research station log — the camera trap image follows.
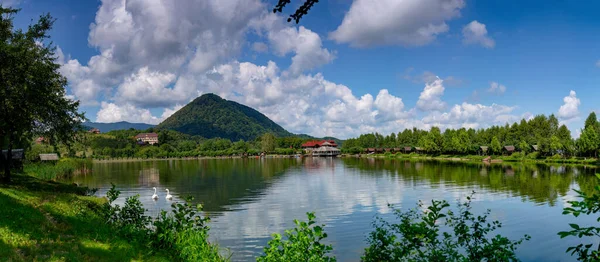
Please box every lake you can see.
[69,158,599,261]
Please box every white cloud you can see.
[329,0,465,47]
[596,60,600,67]
[416,77,446,111]
[487,82,506,94]
[252,42,268,53]
[96,102,182,125]
[62,0,523,139]
[558,90,580,121]
[422,103,518,129]
[462,20,495,48]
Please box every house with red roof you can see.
[301,140,340,156]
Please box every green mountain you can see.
[157,94,292,141]
[83,121,155,132]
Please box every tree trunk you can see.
[0,136,6,183]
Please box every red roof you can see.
[301,140,337,148]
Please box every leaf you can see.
[569,223,581,230]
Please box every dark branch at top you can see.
[273,0,319,24]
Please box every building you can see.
[39,153,59,161]
[88,128,100,134]
[503,145,516,155]
[35,137,47,144]
[479,146,489,156]
[135,133,159,145]
[301,140,340,157]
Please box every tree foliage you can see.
[363,193,530,262]
[343,113,595,158]
[559,173,600,261]
[0,7,83,181]
[273,0,320,24]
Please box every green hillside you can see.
[157,93,292,141]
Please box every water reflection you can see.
[70,158,599,262]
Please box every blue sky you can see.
[6,0,600,138]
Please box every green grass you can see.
[0,174,169,261]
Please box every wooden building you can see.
[301,140,340,157]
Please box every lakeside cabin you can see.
[88,128,101,134]
[301,140,340,157]
[503,145,516,155]
[135,133,159,145]
[479,146,489,156]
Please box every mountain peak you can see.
[157,94,291,141]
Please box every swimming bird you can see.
[152,187,158,200]
[165,189,173,200]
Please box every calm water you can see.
[69,158,600,261]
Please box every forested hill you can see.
[84,121,155,132]
[157,93,292,141]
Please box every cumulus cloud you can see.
[253,16,335,75]
[416,77,446,111]
[252,42,268,53]
[330,0,465,47]
[487,82,506,94]
[558,90,580,121]
[462,20,495,48]
[402,69,463,86]
[63,0,522,138]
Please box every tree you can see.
[518,140,529,155]
[273,0,320,24]
[261,133,276,153]
[490,136,501,155]
[0,8,83,182]
[550,135,562,155]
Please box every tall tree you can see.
[490,136,501,155]
[0,8,83,182]
[261,133,276,153]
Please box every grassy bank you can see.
[350,153,599,166]
[0,174,169,261]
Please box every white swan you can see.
[165,189,173,200]
[152,187,158,200]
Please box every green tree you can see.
[0,8,83,181]
[261,133,276,153]
[490,136,501,155]
[550,135,562,155]
[518,140,529,155]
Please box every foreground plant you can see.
[362,192,530,262]
[257,212,335,262]
[558,173,600,261]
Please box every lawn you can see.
[0,174,169,261]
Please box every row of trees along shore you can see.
[342,113,600,158]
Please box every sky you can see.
[4,0,600,139]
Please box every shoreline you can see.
[91,154,600,167]
[342,153,599,167]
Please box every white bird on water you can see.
[165,189,173,200]
[152,187,158,200]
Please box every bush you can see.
[362,193,530,262]
[558,173,600,261]
[257,212,335,262]
[526,152,539,159]
[510,152,524,159]
[102,184,150,237]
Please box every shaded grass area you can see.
[0,175,169,261]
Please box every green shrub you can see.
[526,152,539,159]
[510,152,524,159]
[257,212,335,262]
[558,173,600,261]
[362,193,529,262]
[151,197,226,261]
